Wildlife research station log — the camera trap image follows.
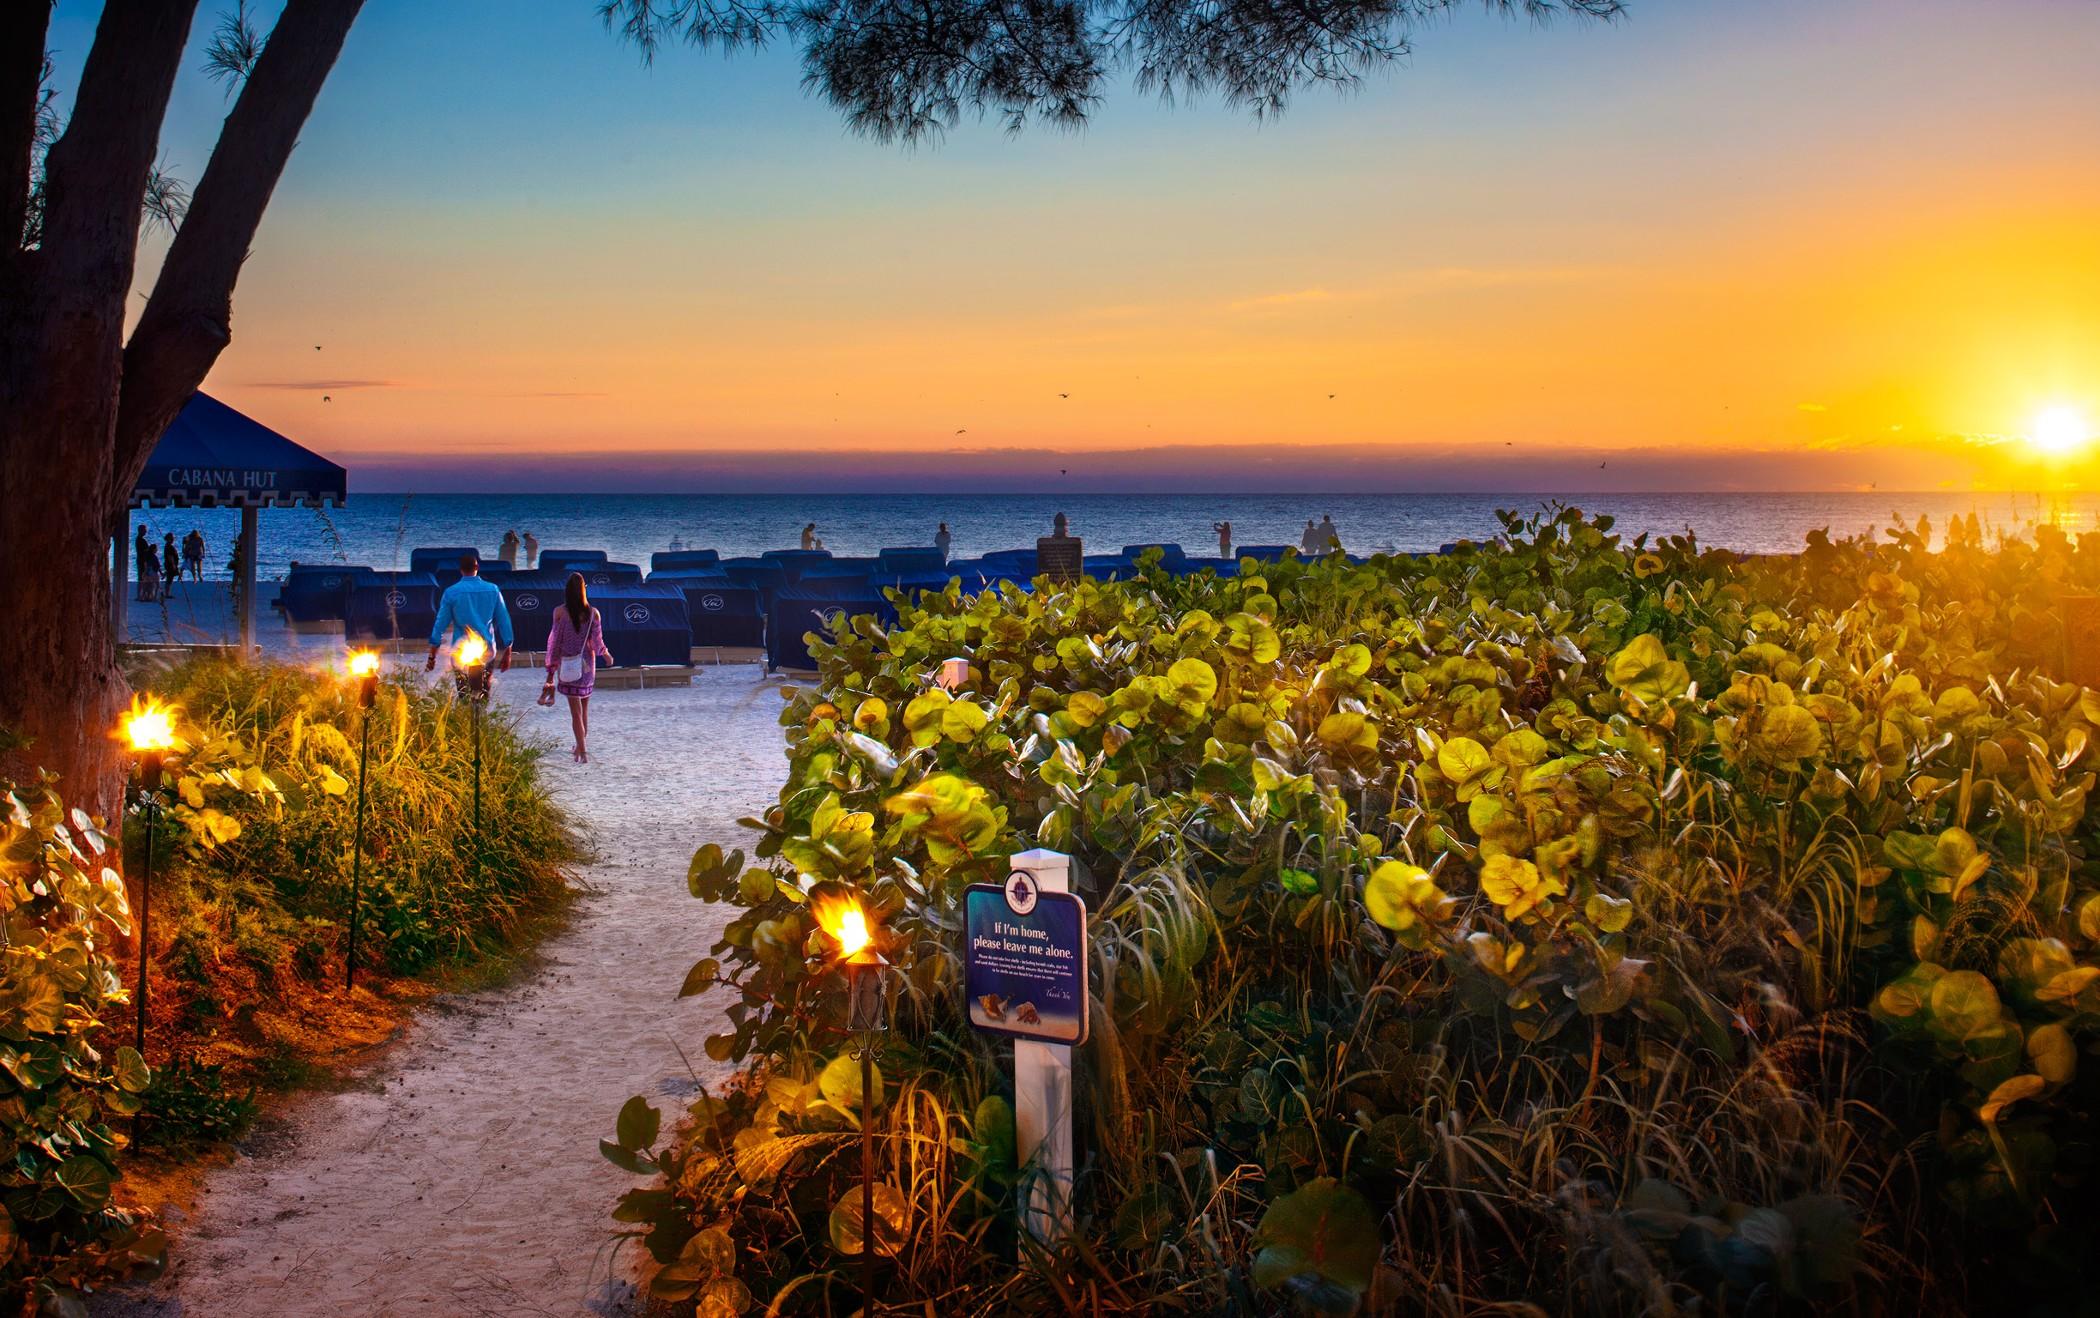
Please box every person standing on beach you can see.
[161,534,179,599]
[182,529,204,582]
[801,522,818,551]
[1318,514,1341,553]
[523,531,539,568]
[1299,519,1321,555]
[544,572,614,763]
[134,526,154,601]
[425,551,514,674]
[499,529,520,568]
[1214,520,1232,558]
[935,523,951,562]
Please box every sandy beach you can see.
[96,668,788,1317]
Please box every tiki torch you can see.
[452,632,492,882]
[345,649,380,989]
[118,696,179,1057]
[822,893,892,1313]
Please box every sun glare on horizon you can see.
[2030,405,2091,458]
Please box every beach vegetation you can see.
[611,508,2100,1313]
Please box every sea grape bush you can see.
[615,509,2100,1313]
[0,773,163,1312]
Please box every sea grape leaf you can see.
[1251,1178,1380,1305]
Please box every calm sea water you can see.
[121,491,2100,581]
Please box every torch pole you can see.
[347,703,372,989]
[861,1029,876,1313]
[136,790,156,1056]
[471,692,483,884]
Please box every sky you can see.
[44,0,2100,492]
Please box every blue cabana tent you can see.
[125,391,347,653]
[594,583,693,666]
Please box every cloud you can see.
[1225,267,1614,314]
[1227,287,1357,313]
[246,378,397,391]
[341,438,2004,495]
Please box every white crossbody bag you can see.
[557,608,588,683]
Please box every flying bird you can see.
[1328,393,1336,400]
[954,428,967,435]
[322,395,331,402]
[1058,392,1069,399]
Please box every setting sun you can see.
[2031,405,2090,458]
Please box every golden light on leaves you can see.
[117,695,178,752]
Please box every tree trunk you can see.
[0,0,200,812]
[0,395,125,812]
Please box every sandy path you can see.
[99,669,787,1317]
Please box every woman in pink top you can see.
[544,572,615,762]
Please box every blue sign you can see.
[965,877,1088,1045]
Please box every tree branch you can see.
[116,0,366,486]
[37,0,200,284]
[0,0,52,261]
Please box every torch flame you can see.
[816,892,874,957]
[118,695,178,752]
[453,633,489,668]
[348,649,381,678]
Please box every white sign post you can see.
[1008,847,1077,1248]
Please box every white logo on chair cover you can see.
[700,594,725,612]
[384,590,407,609]
[321,575,341,590]
[514,593,542,611]
[591,573,612,585]
[623,604,650,624]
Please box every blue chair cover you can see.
[651,549,721,571]
[345,573,439,641]
[409,547,480,575]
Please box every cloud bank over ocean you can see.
[343,440,2009,494]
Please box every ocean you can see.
[121,491,2100,581]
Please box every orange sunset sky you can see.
[52,0,2100,491]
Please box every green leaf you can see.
[1436,736,1491,784]
[828,1183,907,1256]
[1606,633,1689,702]
[1584,892,1634,934]
[1278,867,1319,896]
[113,1046,150,1094]
[1168,658,1219,707]
[819,1052,884,1112]
[1251,1178,1380,1303]
[53,1155,112,1212]
[678,958,721,998]
[616,1096,661,1152]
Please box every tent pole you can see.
[238,504,259,660]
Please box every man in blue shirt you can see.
[425,551,514,673]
